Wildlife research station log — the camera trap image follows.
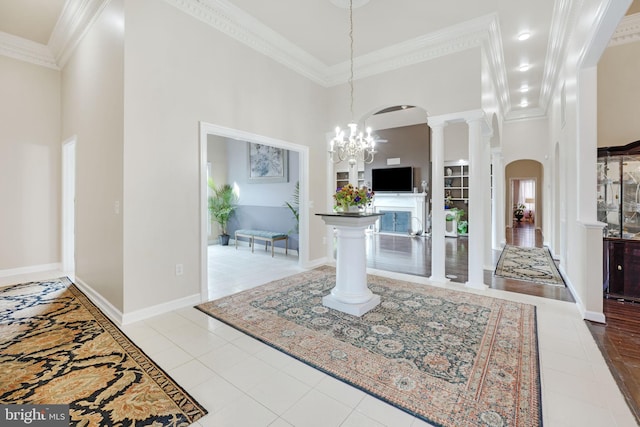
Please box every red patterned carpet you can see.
[0,278,206,426]
[197,266,542,427]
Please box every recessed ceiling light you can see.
[519,63,530,72]
[520,84,529,93]
[518,32,531,41]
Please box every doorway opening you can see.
[511,178,536,225]
[198,122,309,301]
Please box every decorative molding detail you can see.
[608,12,640,46]
[482,15,510,118]
[324,14,497,86]
[0,31,58,69]
[0,0,109,70]
[537,0,582,115]
[50,0,110,68]
[166,0,502,89]
[164,0,330,85]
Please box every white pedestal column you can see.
[466,116,488,290]
[316,213,383,316]
[492,149,505,249]
[428,121,448,283]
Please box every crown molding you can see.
[324,14,497,86]
[537,0,581,117]
[482,15,510,119]
[608,12,640,46]
[166,0,503,90]
[50,0,110,68]
[0,0,108,70]
[164,0,331,85]
[0,31,58,69]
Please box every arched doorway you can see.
[505,159,544,244]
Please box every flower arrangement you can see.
[334,184,374,211]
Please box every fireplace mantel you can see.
[372,193,429,234]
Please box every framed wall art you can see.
[247,142,288,183]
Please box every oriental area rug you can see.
[495,245,565,286]
[0,278,206,426]
[197,266,542,427]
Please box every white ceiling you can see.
[0,0,637,121]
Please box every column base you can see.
[322,294,381,317]
[428,275,450,285]
[465,281,488,290]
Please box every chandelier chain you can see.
[349,0,354,120]
[328,0,376,167]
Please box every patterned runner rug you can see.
[0,278,207,426]
[197,266,542,427]
[495,245,565,286]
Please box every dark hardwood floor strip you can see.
[586,299,640,423]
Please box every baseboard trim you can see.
[122,293,202,325]
[74,276,125,326]
[0,263,62,278]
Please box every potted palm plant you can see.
[208,180,238,245]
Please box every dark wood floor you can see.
[587,298,640,423]
[366,221,574,302]
[365,222,639,424]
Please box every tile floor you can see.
[2,242,637,427]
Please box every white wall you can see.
[444,123,469,162]
[122,0,328,314]
[502,118,549,165]
[546,0,631,321]
[598,40,640,147]
[61,0,125,310]
[0,56,61,272]
[328,49,483,126]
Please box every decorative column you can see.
[316,213,383,316]
[427,119,448,283]
[483,134,493,270]
[466,113,488,290]
[491,148,506,249]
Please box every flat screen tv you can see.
[371,166,413,192]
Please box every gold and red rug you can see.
[197,266,542,427]
[0,278,206,426]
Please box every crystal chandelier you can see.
[329,0,376,167]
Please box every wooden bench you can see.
[234,229,288,257]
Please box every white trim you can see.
[0,263,62,278]
[609,13,640,46]
[74,276,123,326]
[0,0,108,69]
[0,31,57,69]
[121,293,202,325]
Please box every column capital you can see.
[426,116,449,128]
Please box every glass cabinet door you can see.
[622,155,640,239]
[598,157,621,237]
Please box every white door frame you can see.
[62,137,77,274]
[198,122,310,302]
